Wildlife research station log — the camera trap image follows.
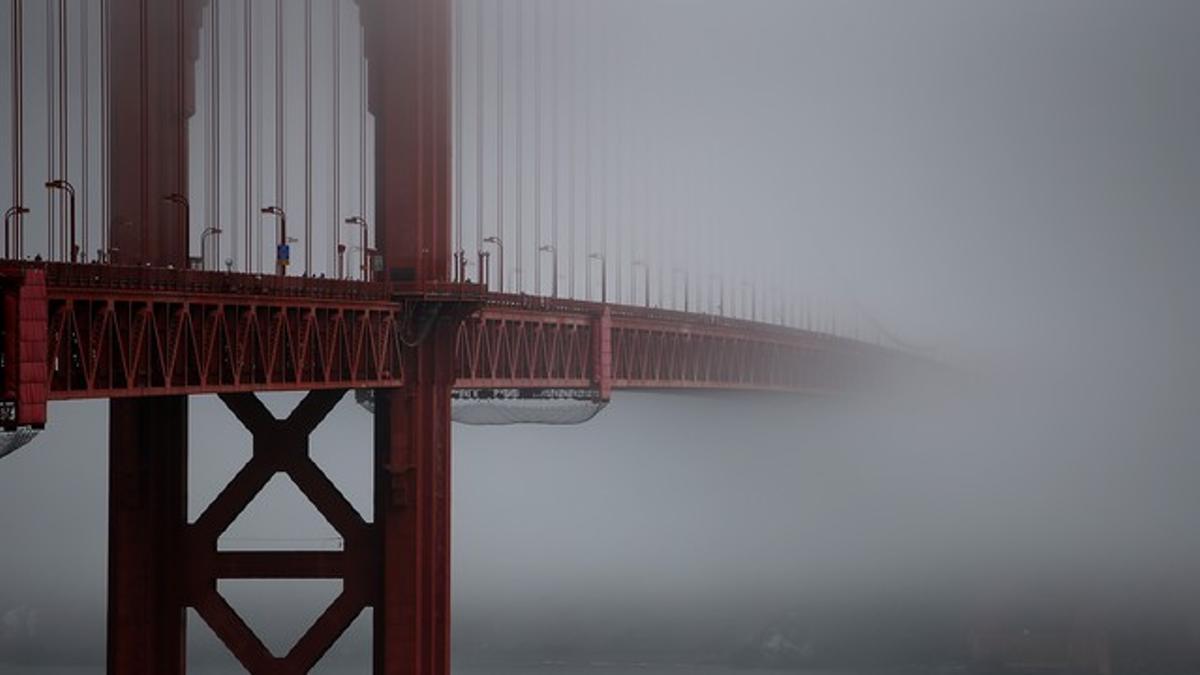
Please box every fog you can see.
[2,0,1200,671]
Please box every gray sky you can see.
[2,0,1200,667]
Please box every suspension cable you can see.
[10,0,24,258]
[496,0,503,291]
[45,0,54,258]
[58,0,66,260]
[304,0,312,274]
[472,0,482,270]
[210,0,220,270]
[583,0,592,300]
[331,0,339,274]
[453,0,462,280]
[533,0,541,294]
[275,0,283,263]
[549,0,557,291]
[81,0,88,259]
[256,0,264,273]
[359,21,366,279]
[514,0,523,292]
[100,0,107,259]
[174,0,184,262]
[245,0,253,271]
[566,0,575,299]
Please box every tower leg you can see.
[373,326,456,675]
[107,397,188,675]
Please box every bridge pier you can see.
[108,397,188,675]
[105,0,195,671]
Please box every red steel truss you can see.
[0,265,886,427]
[4,1,902,673]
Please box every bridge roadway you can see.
[1,261,882,429]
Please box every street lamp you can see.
[3,206,30,259]
[200,227,223,270]
[261,206,289,276]
[539,244,558,298]
[672,268,690,312]
[344,216,369,281]
[44,180,78,262]
[588,252,607,304]
[483,236,505,293]
[632,260,650,308]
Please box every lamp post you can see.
[3,206,30,259]
[483,235,504,293]
[539,244,558,298]
[632,260,650,308]
[200,227,223,270]
[672,268,690,312]
[588,252,607,304]
[453,248,469,284]
[261,206,289,276]
[344,216,369,280]
[45,180,78,262]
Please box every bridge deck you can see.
[0,262,886,428]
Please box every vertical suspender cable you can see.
[304,0,312,274]
[496,0,503,290]
[274,0,283,272]
[613,46,622,304]
[58,0,66,259]
[229,1,238,267]
[175,0,185,258]
[533,0,541,294]
[474,0,482,274]
[332,0,340,272]
[81,0,88,259]
[549,0,557,290]
[245,0,253,271]
[100,0,107,259]
[11,0,24,257]
[453,0,462,280]
[359,21,367,279]
[514,0,523,292]
[211,0,220,269]
[204,12,213,268]
[256,0,264,272]
[583,0,592,300]
[45,0,54,257]
[566,0,575,299]
[138,0,148,250]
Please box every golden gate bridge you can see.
[1,1,902,672]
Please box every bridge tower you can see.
[102,0,454,673]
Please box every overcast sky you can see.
[1,0,1199,668]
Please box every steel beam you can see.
[363,0,454,673]
[107,395,188,675]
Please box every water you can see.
[0,666,892,675]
